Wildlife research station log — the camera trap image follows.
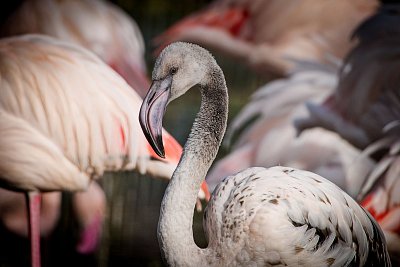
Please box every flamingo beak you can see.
[139,76,172,158]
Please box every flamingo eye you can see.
[170,67,178,75]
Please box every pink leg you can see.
[25,191,41,267]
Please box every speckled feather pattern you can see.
[205,166,390,266]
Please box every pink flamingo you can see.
[1,2,210,264]
[0,34,208,267]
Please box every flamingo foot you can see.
[76,211,103,254]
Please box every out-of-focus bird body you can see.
[0,35,176,192]
[358,132,400,259]
[0,34,186,267]
[207,67,374,194]
[295,5,400,261]
[155,0,378,76]
[1,0,150,97]
[295,5,400,148]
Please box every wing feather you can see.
[0,35,153,190]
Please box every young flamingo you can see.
[139,42,390,266]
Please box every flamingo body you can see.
[205,166,389,266]
[0,34,186,267]
[0,34,179,192]
[1,0,150,97]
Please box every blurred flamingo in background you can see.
[295,4,400,148]
[206,65,375,194]
[1,0,150,98]
[295,4,400,262]
[0,34,209,267]
[154,0,378,77]
[358,129,400,263]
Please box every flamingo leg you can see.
[25,191,41,267]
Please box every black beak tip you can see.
[141,127,166,159]
[157,149,166,159]
[155,134,166,158]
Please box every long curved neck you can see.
[158,65,228,266]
